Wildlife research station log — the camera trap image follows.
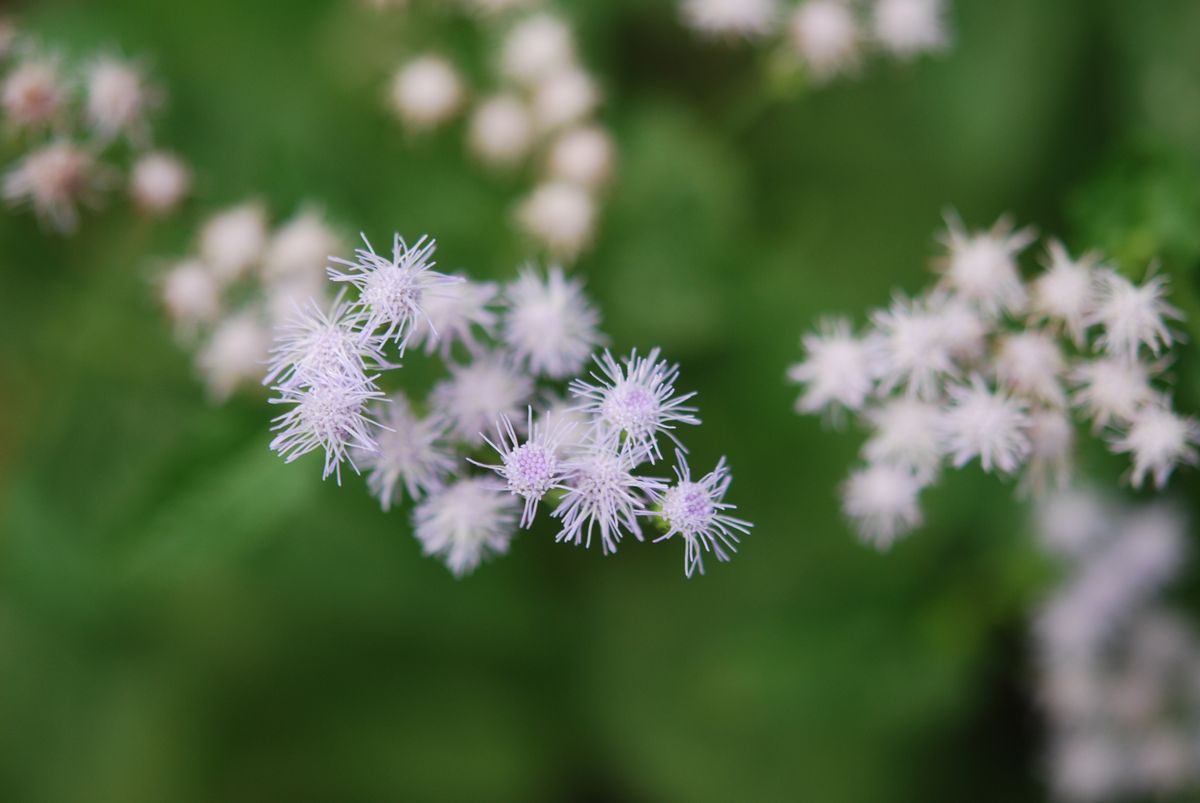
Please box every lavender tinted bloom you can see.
[788,317,878,417]
[1110,404,1200,490]
[430,354,534,445]
[553,437,665,554]
[268,379,384,483]
[502,265,602,379]
[1088,269,1182,360]
[841,462,924,549]
[263,294,385,390]
[870,292,956,399]
[570,348,699,461]
[328,233,462,348]
[653,451,751,578]
[359,394,455,509]
[936,213,1034,317]
[474,407,573,528]
[413,477,519,578]
[941,376,1031,474]
[407,277,499,358]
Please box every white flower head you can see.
[1088,268,1182,360]
[871,0,949,59]
[198,313,271,402]
[531,67,599,133]
[413,477,519,578]
[1109,403,1200,489]
[269,376,384,483]
[199,202,268,284]
[1070,356,1156,431]
[995,330,1066,406]
[468,94,534,168]
[2,57,65,130]
[516,181,597,260]
[552,437,665,554]
[430,354,534,445]
[862,396,944,481]
[84,56,155,142]
[935,212,1034,317]
[328,233,462,348]
[3,141,104,234]
[788,317,878,419]
[681,0,780,39]
[570,347,700,461]
[408,276,499,357]
[930,291,989,362]
[653,451,751,578]
[474,407,575,528]
[388,54,464,131]
[869,292,957,399]
[1021,407,1074,496]
[546,125,615,189]
[1029,240,1099,346]
[263,209,342,283]
[359,394,455,509]
[941,375,1032,474]
[841,462,924,549]
[264,294,384,390]
[160,259,221,334]
[789,1,860,82]
[500,13,575,86]
[502,264,602,378]
[129,151,190,216]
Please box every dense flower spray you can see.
[789,212,1199,547]
[0,22,189,232]
[261,231,750,577]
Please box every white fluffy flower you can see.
[552,438,664,554]
[2,141,102,234]
[264,295,383,390]
[198,313,271,402]
[1109,404,1200,489]
[570,347,700,460]
[680,0,779,39]
[1070,356,1155,430]
[475,407,574,527]
[269,377,384,483]
[161,260,220,334]
[841,462,924,549]
[413,477,519,578]
[129,151,190,215]
[787,317,878,416]
[1021,407,1074,496]
[468,94,534,167]
[501,265,602,378]
[862,396,944,480]
[430,355,534,445]
[941,376,1032,474]
[653,451,751,578]
[788,1,860,82]
[516,181,596,260]
[408,277,499,357]
[1030,240,1098,346]
[1,58,65,130]
[1088,269,1181,359]
[84,56,153,141]
[359,394,455,509]
[263,210,341,283]
[328,233,462,347]
[869,293,957,399]
[500,13,575,86]
[531,67,599,133]
[871,0,948,58]
[199,203,268,284]
[995,330,1066,406]
[546,126,615,189]
[931,292,989,362]
[936,213,1035,317]
[388,55,464,131]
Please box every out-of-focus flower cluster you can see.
[1033,490,1200,801]
[158,202,344,402]
[789,212,1199,548]
[263,230,750,578]
[372,3,613,261]
[680,0,950,81]
[0,18,190,233]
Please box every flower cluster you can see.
[680,0,950,80]
[0,19,189,233]
[265,231,750,578]
[373,4,613,261]
[158,202,345,401]
[789,212,1199,548]
[1033,490,1200,801]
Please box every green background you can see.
[2,0,1200,800]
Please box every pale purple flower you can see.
[935,212,1035,317]
[263,294,385,390]
[869,292,957,399]
[129,151,190,216]
[1109,403,1200,489]
[552,437,665,554]
[994,330,1066,406]
[788,317,878,418]
[474,407,574,528]
[199,203,268,284]
[862,396,944,480]
[570,347,699,461]
[1030,240,1099,346]
[1070,356,1156,431]
[1,56,65,131]
[841,462,924,549]
[789,1,860,81]
[1088,269,1182,360]
[388,54,464,131]
[502,265,602,379]
[3,141,103,233]
[198,313,271,401]
[871,0,948,58]
[653,450,751,578]
[413,477,519,578]
[84,55,155,142]
[406,276,499,358]
[359,394,455,509]
[941,375,1032,474]
[430,354,534,445]
[268,378,384,483]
